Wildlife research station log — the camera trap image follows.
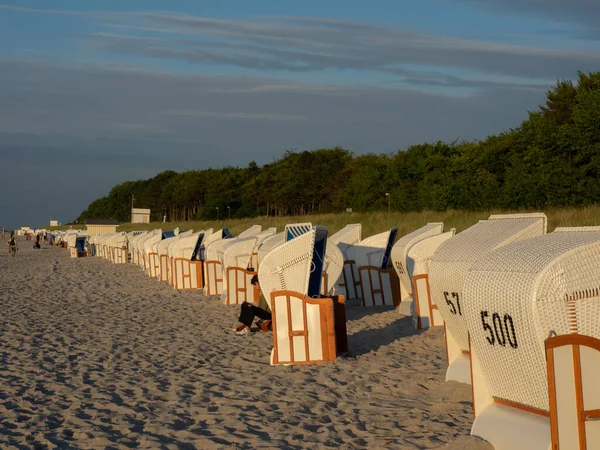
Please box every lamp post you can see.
[227,206,231,220]
[385,192,391,214]
[216,207,219,221]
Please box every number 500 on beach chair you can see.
[464,227,600,450]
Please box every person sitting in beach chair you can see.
[8,235,18,257]
[233,274,272,335]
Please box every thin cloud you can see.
[4,4,598,83]
[163,109,313,122]
[84,24,600,84]
[452,0,600,39]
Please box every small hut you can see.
[85,219,119,236]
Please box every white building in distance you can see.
[132,208,151,224]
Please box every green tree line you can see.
[77,72,600,223]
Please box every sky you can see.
[1,1,599,229]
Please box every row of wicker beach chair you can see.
[63,215,600,450]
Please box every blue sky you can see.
[1,0,599,229]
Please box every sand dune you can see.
[0,238,491,449]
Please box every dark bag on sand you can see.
[33,242,40,249]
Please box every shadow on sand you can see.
[346,316,425,357]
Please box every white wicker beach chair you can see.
[143,229,164,277]
[429,214,547,384]
[278,223,343,297]
[238,224,263,238]
[221,237,260,305]
[407,230,456,329]
[156,232,180,282]
[391,223,445,315]
[127,231,145,264]
[136,230,160,270]
[128,232,145,265]
[257,232,285,267]
[203,228,234,296]
[93,233,108,258]
[108,232,128,264]
[221,229,277,305]
[258,226,348,365]
[170,231,208,290]
[345,228,399,306]
[329,224,362,296]
[249,228,277,269]
[463,227,600,450]
[429,213,547,384]
[329,224,362,254]
[94,234,103,258]
[323,243,344,296]
[68,233,88,258]
[147,229,179,278]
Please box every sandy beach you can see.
[0,238,490,449]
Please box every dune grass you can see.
[49,205,600,237]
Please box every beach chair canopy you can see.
[429,213,547,355]
[143,229,163,255]
[347,228,398,269]
[391,223,444,295]
[406,230,455,284]
[238,225,263,239]
[257,232,285,266]
[205,234,234,262]
[323,242,344,293]
[137,229,160,254]
[329,224,362,257]
[407,230,456,328]
[200,228,231,260]
[223,237,258,271]
[223,229,276,271]
[464,226,600,412]
[259,226,328,299]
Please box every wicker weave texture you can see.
[257,232,285,266]
[429,214,547,352]
[347,229,392,269]
[129,231,149,263]
[258,230,316,298]
[201,228,222,252]
[238,225,262,239]
[391,223,444,294]
[205,236,230,262]
[157,236,178,258]
[464,230,600,412]
[142,230,162,255]
[137,230,160,265]
[223,237,258,271]
[324,243,344,293]
[329,224,362,258]
[407,230,455,279]
[217,238,243,264]
[169,232,202,260]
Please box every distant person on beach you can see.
[33,234,41,249]
[8,234,17,257]
[233,274,272,335]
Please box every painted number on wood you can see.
[444,291,462,315]
[480,311,518,349]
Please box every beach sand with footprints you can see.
[0,237,491,449]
